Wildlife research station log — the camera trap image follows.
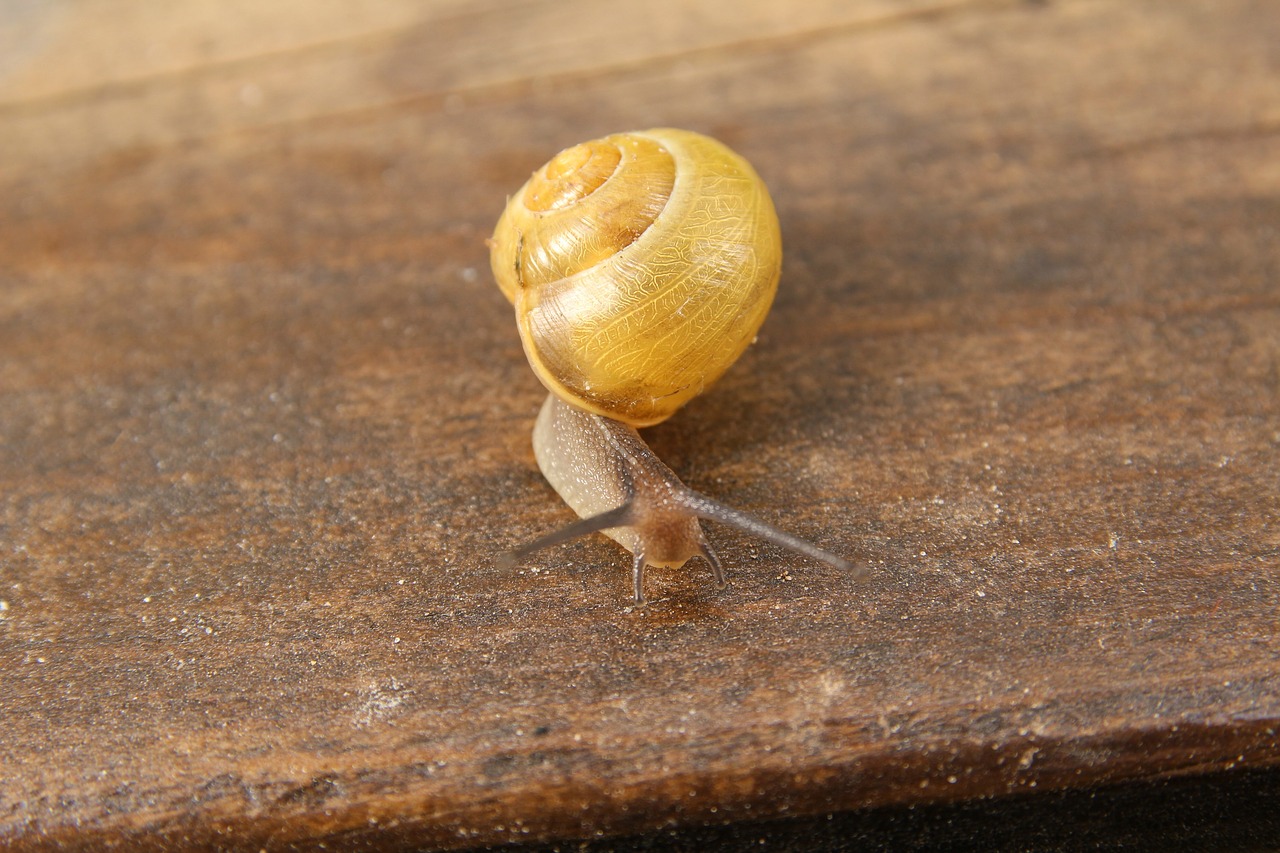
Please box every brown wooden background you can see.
[2,0,1278,849]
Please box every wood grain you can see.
[2,0,1278,849]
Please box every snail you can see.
[489,128,861,604]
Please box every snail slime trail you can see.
[489,128,863,605]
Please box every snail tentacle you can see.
[632,550,647,605]
[495,502,636,572]
[681,491,867,580]
[696,535,727,589]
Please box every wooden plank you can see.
[0,0,981,170]
[2,0,1278,848]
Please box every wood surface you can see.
[2,0,1279,849]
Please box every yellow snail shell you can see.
[488,128,782,427]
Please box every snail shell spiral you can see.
[489,128,782,427]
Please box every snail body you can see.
[490,128,860,603]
